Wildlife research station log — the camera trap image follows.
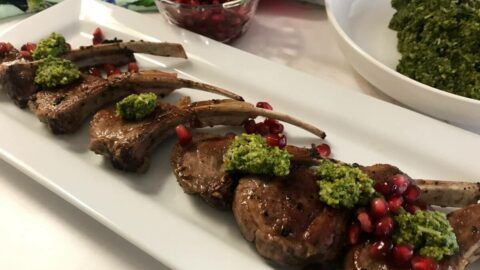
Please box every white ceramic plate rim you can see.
[324,0,480,106]
[0,1,479,270]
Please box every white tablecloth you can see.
[0,1,391,269]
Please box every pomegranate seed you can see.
[20,50,30,58]
[392,244,414,266]
[357,211,373,233]
[175,124,192,146]
[404,185,421,203]
[128,62,139,73]
[316,143,331,158]
[92,27,104,45]
[0,42,11,53]
[243,119,256,134]
[374,181,393,196]
[411,256,439,270]
[374,216,395,237]
[404,202,421,214]
[104,64,120,76]
[347,223,361,245]
[390,174,410,195]
[388,195,405,213]
[368,240,393,259]
[256,101,273,110]
[370,198,389,219]
[264,118,284,134]
[266,134,280,147]
[278,134,287,149]
[255,122,270,136]
[88,67,101,77]
[21,42,37,52]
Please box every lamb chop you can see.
[28,71,243,134]
[0,41,187,107]
[233,166,349,265]
[170,133,317,209]
[90,99,326,173]
[344,203,480,270]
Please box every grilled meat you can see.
[171,133,236,209]
[29,71,242,134]
[0,41,187,107]
[233,166,349,265]
[344,204,480,270]
[90,100,326,173]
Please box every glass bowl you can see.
[155,0,260,43]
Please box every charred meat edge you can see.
[89,99,326,173]
[0,41,187,107]
[28,70,243,134]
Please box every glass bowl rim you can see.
[156,0,254,9]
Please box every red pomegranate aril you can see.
[20,50,30,58]
[264,118,284,134]
[392,244,414,266]
[0,42,11,53]
[404,185,421,203]
[411,256,439,270]
[21,42,36,52]
[316,143,331,158]
[128,62,139,73]
[255,122,270,136]
[266,134,280,147]
[390,174,410,195]
[370,198,389,219]
[369,240,393,259]
[374,181,393,196]
[357,211,374,233]
[347,223,361,245]
[243,119,256,134]
[175,124,192,146]
[256,101,273,110]
[104,64,120,76]
[374,216,395,237]
[388,195,405,213]
[404,202,421,214]
[278,134,287,149]
[92,27,104,45]
[88,67,101,77]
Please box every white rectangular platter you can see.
[0,0,478,269]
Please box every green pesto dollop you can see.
[224,133,292,177]
[34,56,81,88]
[115,93,157,121]
[316,159,375,209]
[389,0,480,100]
[393,209,459,261]
[32,32,69,60]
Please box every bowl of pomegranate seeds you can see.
[155,0,259,43]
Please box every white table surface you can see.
[0,1,396,269]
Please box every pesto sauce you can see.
[32,32,69,60]
[390,0,480,100]
[393,209,459,261]
[34,56,81,88]
[115,93,157,121]
[223,134,292,177]
[316,160,375,209]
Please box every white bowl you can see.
[325,0,480,132]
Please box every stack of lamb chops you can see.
[1,35,479,270]
[87,85,480,269]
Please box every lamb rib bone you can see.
[89,99,326,172]
[29,70,243,134]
